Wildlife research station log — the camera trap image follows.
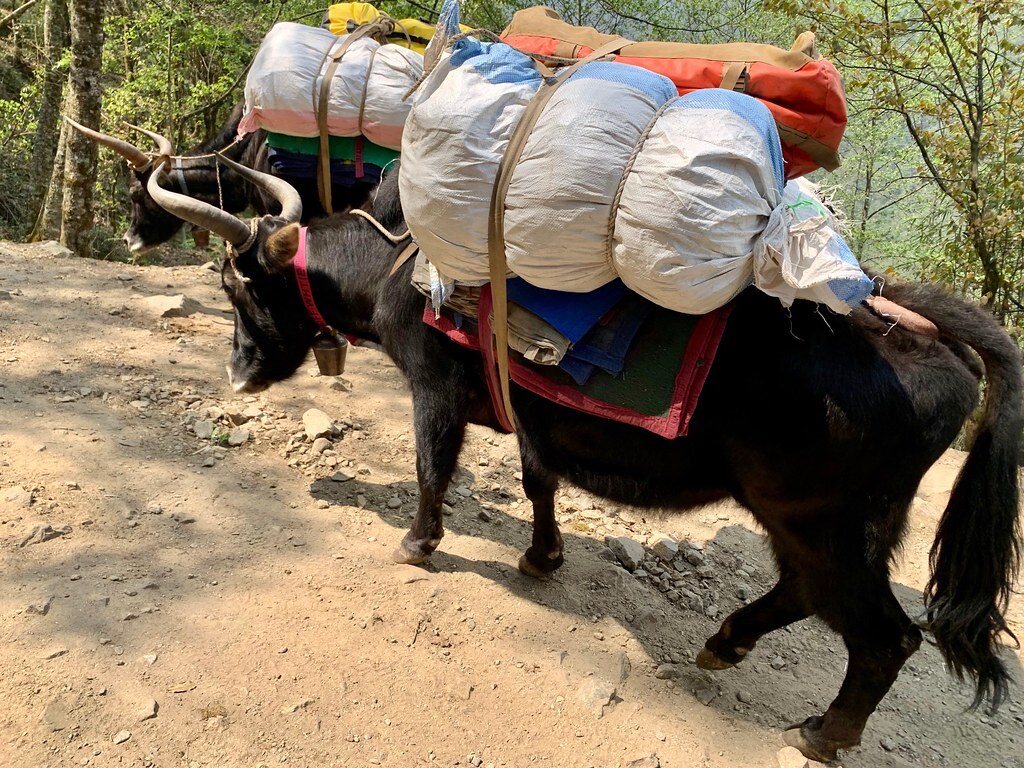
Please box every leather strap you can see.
[719,60,747,92]
[389,240,420,276]
[315,23,387,215]
[486,37,630,429]
[293,226,330,331]
[174,157,191,197]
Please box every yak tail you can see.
[890,284,1023,709]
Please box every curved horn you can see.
[125,123,174,157]
[215,152,302,224]
[64,116,151,170]
[146,160,253,247]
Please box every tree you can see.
[770,0,1024,321]
[60,0,102,257]
[28,0,67,220]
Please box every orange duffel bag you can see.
[501,6,847,179]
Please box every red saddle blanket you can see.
[423,287,731,439]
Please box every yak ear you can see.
[264,223,301,271]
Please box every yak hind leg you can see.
[393,391,468,565]
[516,438,563,579]
[784,572,920,762]
[698,567,808,670]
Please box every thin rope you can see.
[605,95,680,265]
[349,208,410,243]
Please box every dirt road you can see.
[1,242,1021,768]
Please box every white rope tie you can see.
[349,208,410,243]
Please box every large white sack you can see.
[400,40,542,282]
[239,22,422,150]
[614,90,784,313]
[505,62,677,292]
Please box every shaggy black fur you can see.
[218,167,1022,762]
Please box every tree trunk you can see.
[60,0,103,257]
[28,0,69,226]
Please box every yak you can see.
[141,141,1021,763]
[66,105,375,253]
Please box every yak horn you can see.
[125,123,174,157]
[215,151,302,224]
[64,116,151,170]
[146,159,253,247]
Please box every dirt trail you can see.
[1,242,1022,768]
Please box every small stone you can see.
[3,485,33,509]
[616,652,631,684]
[776,746,811,768]
[694,686,718,706]
[330,471,353,483]
[145,502,163,515]
[312,437,332,454]
[575,677,617,719]
[386,496,402,510]
[605,536,645,572]
[137,294,200,318]
[770,656,787,671]
[138,698,158,721]
[315,499,330,510]
[112,729,132,745]
[42,647,68,660]
[302,409,334,440]
[880,736,897,752]
[684,548,705,566]
[441,502,453,516]
[280,699,313,714]
[20,523,70,547]
[26,596,54,615]
[736,690,753,704]
[454,485,473,498]
[356,494,368,509]
[328,377,353,392]
[648,533,678,562]
[226,427,250,446]
[141,654,158,665]
[626,756,660,768]
[654,663,681,680]
[477,509,492,522]
[193,420,215,440]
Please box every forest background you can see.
[0,0,1021,334]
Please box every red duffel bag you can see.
[502,6,847,179]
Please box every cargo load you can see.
[239,21,422,151]
[501,6,847,179]
[400,31,871,316]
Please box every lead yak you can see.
[143,139,1021,763]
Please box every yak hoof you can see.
[783,718,843,763]
[392,542,432,565]
[695,647,737,671]
[518,554,555,579]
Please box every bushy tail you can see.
[888,284,1023,709]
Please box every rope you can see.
[349,208,410,243]
[605,95,681,264]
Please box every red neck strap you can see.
[292,226,329,331]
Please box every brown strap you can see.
[487,37,631,428]
[719,60,747,92]
[315,22,388,215]
[390,240,419,276]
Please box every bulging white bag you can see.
[239,22,422,150]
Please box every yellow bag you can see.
[324,3,467,53]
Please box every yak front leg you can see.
[393,390,468,565]
[516,437,564,578]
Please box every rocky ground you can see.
[1,241,1022,768]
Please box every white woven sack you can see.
[613,90,784,314]
[504,62,677,292]
[239,22,422,150]
[400,39,542,282]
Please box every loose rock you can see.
[226,426,250,446]
[626,756,660,768]
[605,536,645,572]
[776,746,813,768]
[312,437,332,454]
[137,294,201,318]
[654,663,681,680]
[575,677,618,719]
[193,420,215,440]
[112,729,132,744]
[42,699,72,731]
[20,524,70,547]
[302,409,334,440]
[648,533,679,562]
[138,698,159,722]
[2,485,33,509]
